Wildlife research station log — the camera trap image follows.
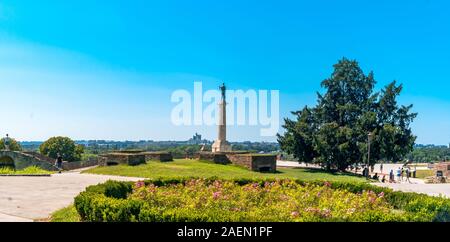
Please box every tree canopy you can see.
[278,58,417,171]
[0,137,22,151]
[39,136,84,162]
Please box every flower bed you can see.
[131,179,400,222]
[74,178,450,222]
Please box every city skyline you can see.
[0,0,449,145]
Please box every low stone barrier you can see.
[434,162,450,177]
[62,158,99,170]
[141,152,173,162]
[197,152,231,164]
[228,154,277,172]
[198,152,277,172]
[99,153,146,166]
[0,150,58,171]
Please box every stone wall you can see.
[62,158,99,170]
[99,153,146,166]
[197,152,277,172]
[22,152,55,164]
[197,152,231,164]
[434,162,450,177]
[141,152,173,162]
[228,154,277,172]
[0,151,58,171]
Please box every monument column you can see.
[218,99,226,141]
[212,83,232,153]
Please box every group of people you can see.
[382,166,415,183]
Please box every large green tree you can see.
[39,136,84,162]
[278,58,417,171]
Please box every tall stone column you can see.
[212,83,232,153]
[218,99,226,141]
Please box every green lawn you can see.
[415,169,435,179]
[83,159,366,183]
[50,205,80,222]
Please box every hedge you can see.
[74,178,450,222]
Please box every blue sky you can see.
[0,0,449,144]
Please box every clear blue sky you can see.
[0,0,449,144]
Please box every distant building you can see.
[188,133,205,145]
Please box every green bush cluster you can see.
[39,136,84,162]
[74,178,450,222]
[0,166,52,175]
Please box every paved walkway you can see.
[277,161,450,198]
[0,170,143,222]
[277,160,320,168]
[376,182,450,198]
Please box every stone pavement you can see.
[277,161,450,199]
[0,170,143,222]
[277,160,319,168]
[376,182,450,198]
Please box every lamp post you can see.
[367,132,373,178]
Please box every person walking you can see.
[406,167,411,183]
[380,163,384,174]
[389,170,394,183]
[396,167,402,183]
[55,153,63,174]
[401,167,405,182]
[413,166,417,178]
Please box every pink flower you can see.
[213,191,222,200]
[378,192,385,198]
[291,211,299,217]
[324,181,332,187]
[321,209,331,218]
[147,184,158,193]
[135,181,145,189]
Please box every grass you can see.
[50,205,80,222]
[415,169,435,179]
[83,159,367,183]
[0,166,53,175]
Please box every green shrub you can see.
[0,166,52,175]
[74,178,450,222]
[39,136,84,162]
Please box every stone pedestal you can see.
[211,140,232,153]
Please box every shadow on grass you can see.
[287,167,365,178]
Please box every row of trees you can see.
[278,58,417,171]
[408,146,450,163]
[1,136,84,162]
